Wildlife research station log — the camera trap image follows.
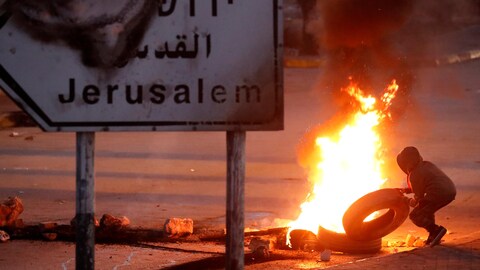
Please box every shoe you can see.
[425,225,440,245]
[425,233,435,245]
[429,226,447,247]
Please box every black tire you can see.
[342,188,410,241]
[317,227,382,254]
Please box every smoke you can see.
[313,0,414,106]
[296,0,415,169]
[297,0,480,180]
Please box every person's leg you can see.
[409,199,452,246]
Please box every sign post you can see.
[226,131,246,269]
[0,1,283,269]
[75,132,96,270]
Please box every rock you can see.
[320,249,332,261]
[163,218,193,237]
[42,233,57,241]
[0,230,9,242]
[249,237,274,259]
[253,246,270,259]
[70,216,100,228]
[248,237,275,252]
[100,214,130,230]
[0,197,24,228]
[39,222,58,231]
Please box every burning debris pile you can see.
[288,80,401,244]
[281,0,425,256]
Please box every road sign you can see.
[0,0,283,132]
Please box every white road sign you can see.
[0,0,283,132]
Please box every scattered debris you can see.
[0,230,10,242]
[253,246,270,259]
[164,218,193,237]
[405,234,416,247]
[9,131,21,137]
[100,214,130,231]
[288,229,317,250]
[42,232,58,241]
[320,249,331,261]
[39,222,58,231]
[24,136,34,141]
[0,197,24,228]
[413,238,426,247]
[70,216,100,228]
[388,240,406,247]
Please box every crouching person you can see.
[396,146,456,247]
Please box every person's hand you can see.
[408,197,418,207]
[396,188,412,194]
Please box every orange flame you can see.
[287,79,399,244]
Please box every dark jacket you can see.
[397,147,456,203]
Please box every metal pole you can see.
[76,132,95,270]
[226,131,246,270]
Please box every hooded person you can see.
[396,146,456,247]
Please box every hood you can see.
[396,146,423,174]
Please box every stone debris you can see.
[42,233,57,241]
[70,216,100,228]
[100,214,130,231]
[0,230,10,242]
[248,236,276,259]
[320,249,332,261]
[0,197,24,228]
[405,233,425,247]
[9,132,21,137]
[163,218,193,237]
[248,237,275,251]
[39,222,58,231]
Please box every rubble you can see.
[70,216,100,228]
[320,249,332,261]
[248,236,277,259]
[0,197,24,228]
[39,222,58,231]
[100,214,130,230]
[42,233,57,241]
[164,218,193,237]
[0,230,9,242]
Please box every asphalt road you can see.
[1,25,480,269]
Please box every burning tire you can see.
[342,188,410,241]
[317,227,381,254]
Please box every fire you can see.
[288,79,399,242]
